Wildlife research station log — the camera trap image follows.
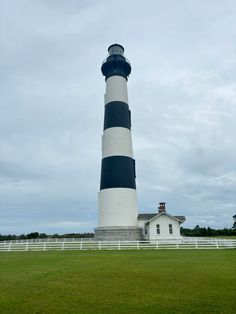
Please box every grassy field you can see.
[0,250,235,314]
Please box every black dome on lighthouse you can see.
[107,43,124,54]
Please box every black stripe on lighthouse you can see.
[100,156,136,190]
[104,101,131,130]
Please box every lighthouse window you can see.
[156,224,160,234]
[133,159,136,178]
[169,224,173,234]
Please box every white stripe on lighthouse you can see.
[102,127,133,158]
[98,188,138,227]
[105,76,128,104]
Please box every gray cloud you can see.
[1,0,236,234]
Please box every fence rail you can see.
[0,238,235,252]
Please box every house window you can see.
[169,224,173,234]
[144,225,148,235]
[156,224,160,234]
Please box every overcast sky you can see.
[1,0,236,235]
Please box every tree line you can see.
[0,232,94,241]
[180,225,236,237]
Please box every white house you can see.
[138,202,185,240]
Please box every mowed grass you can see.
[0,250,235,314]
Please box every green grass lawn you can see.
[0,250,235,314]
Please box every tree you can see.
[233,215,236,229]
[18,234,26,239]
[39,233,47,238]
[26,232,39,239]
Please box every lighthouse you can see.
[95,44,142,241]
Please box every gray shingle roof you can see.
[138,214,156,220]
[137,213,186,222]
[174,216,186,222]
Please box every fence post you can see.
[137,241,140,249]
[62,242,64,250]
[156,242,159,249]
[195,240,198,249]
[8,242,11,252]
[44,242,46,251]
[80,240,82,250]
[176,242,179,249]
[26,242,28,251]
[215,239,219,249]
[98,241,101,250]
[118,241,121,250]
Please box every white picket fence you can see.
[0,238,235,252]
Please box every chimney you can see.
[158,202,166,213]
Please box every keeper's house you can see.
[138,202,186,240]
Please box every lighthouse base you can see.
[94,226,143,241]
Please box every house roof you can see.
[138,213,156,220]
[138,213,186,223]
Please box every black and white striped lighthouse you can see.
[95,44,142,241]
